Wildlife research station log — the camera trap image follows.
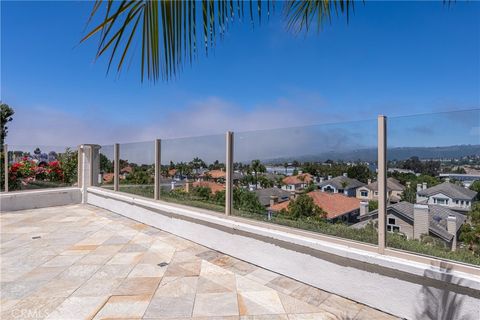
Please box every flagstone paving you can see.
[1,204,399,320]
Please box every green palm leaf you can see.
[82,0,355,82]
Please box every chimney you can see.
[417,184,422,192]
[328,175,332,180]
[447,215,457,251]
[270,195,279,207]
[360,201,369,216]
[445,177,450,183]
[422,182,427,190]
[367,179,372,185]
[343,172,348,177]
[413,204,430,240]
[171,181,176,190]
[185,180,191,193]
[319,177,324,183]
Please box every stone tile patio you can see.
[0,204,399,320]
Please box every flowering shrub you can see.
[8,157,66,190]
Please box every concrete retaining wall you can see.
[86,187,480,320]
[0,187,81,212]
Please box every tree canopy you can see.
[0,103,14,150]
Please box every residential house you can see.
[352,201,466,250]
[416,182,477,212]
[185,180,225,194]
[387,168,417,175]
[318,174,365,197]
[269,191,361,223]
[120,166,133,179]
[439,173,480,188]
[281,173,313,191]
[255,187,291,207]
[200,170,242,184]
[102,173,114,184]
[356,177,405,203]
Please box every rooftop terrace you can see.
[1,204,397,320]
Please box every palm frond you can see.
[283,0,356,33]
[82,0,355,82]
[83,0,269,82]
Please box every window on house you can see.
[387,217,400,234]
[436,198,446,205]
[361,190,368,197]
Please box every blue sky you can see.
[1,1,479,153]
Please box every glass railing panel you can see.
[233,119,379,245]
[6,145,78,191]
[99,144,114,189]
[117,141,155,198]
[386,109,480,266]
[161,134,226,213]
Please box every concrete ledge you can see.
[86,187,480,320]
[0,187,81,212]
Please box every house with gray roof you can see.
[318,174,365,197]
[352,201,466,250]
[254,187,291,207]
[356,177,405,203]
[416,182,477,212]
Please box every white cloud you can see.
[6,96,376,163]
[7,96,343,145]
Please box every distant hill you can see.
[265,145,480,164]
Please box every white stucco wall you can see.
[0,187,81,212]
[87,187,480,320]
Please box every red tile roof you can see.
[205,170,226,179]
[121,166,132,174]
[192,181,225,194]
[269,191,360,220]
[282,173,313,185]
[103,173,114,183]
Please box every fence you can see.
[2,109,479,267]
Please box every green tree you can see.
[233,188,264,214]
[100,153,113,173]
[459,203,480,254]
[347,164,372,183]
[286,194,326,220]
[368,200,378,212]
[257,175,274,189]
[470,181,480,197]
[0,103,14,151]
[191,186,212,200]
[250,159,266,189]
[284,162,289,175]
[57,148,78,184]
[292,160,300,171]
[401,185,417,204]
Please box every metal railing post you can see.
[154,139,161,200]
[225,131,234,216]
[114,143,120,191]
[4,144,8,192]
[378,115,387,254]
